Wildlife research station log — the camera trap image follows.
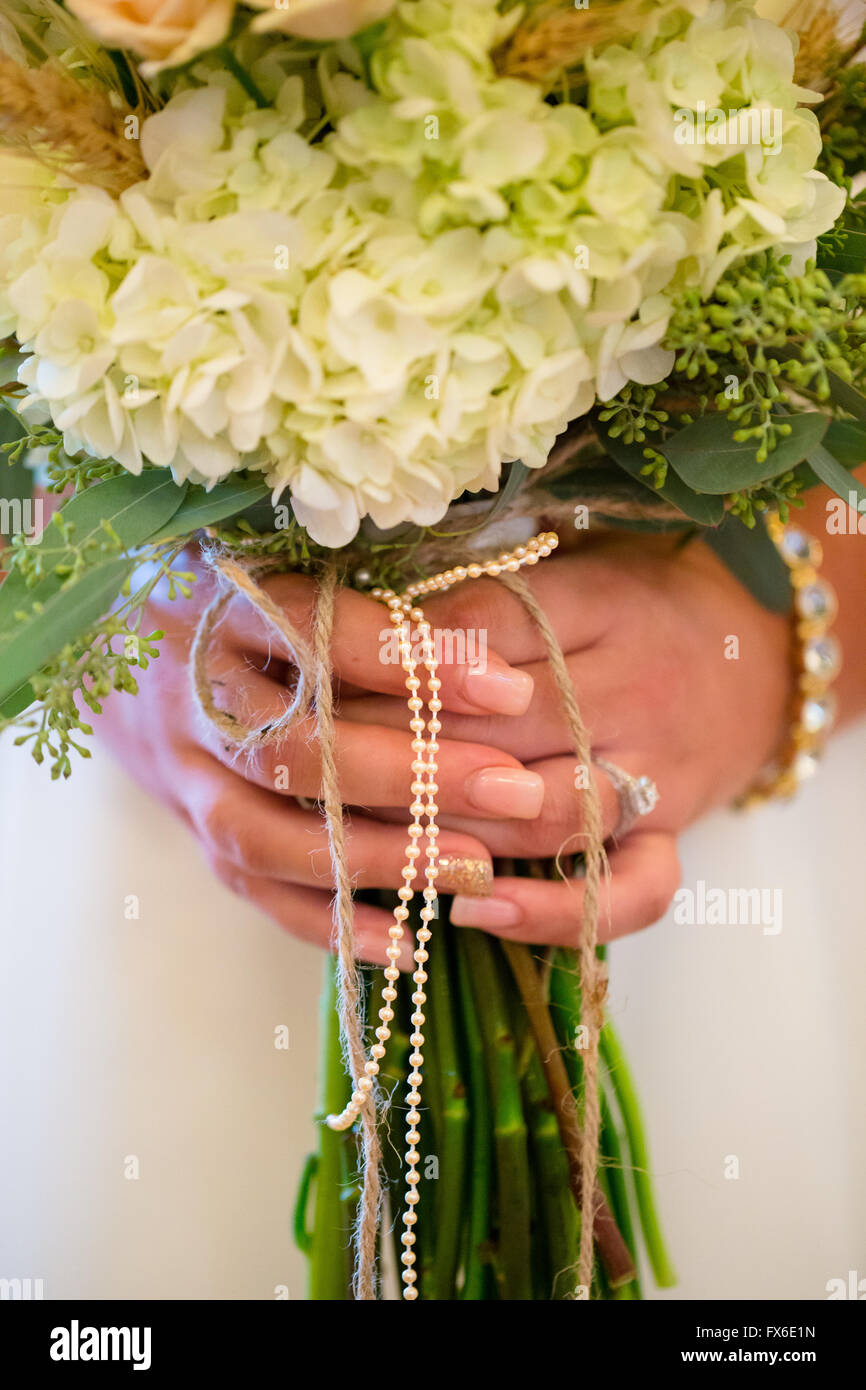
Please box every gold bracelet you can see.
[738,510,841,809]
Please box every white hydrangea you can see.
[0,0,846,545]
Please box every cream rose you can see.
[246,0,397,39]
[65,0,236,73]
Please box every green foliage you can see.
[595,417,725,525]
[806,438,866,510]
[660,411,828,494]
[597,384,670,449]
[0,400,33,512]
[817,222,866,276]
[662,255,866,460]
[700,514,792,614]
[818,64,866,189]
[597,252,866,525]
[148,476,270,541]
[6,548,195,779]
[0,400,126,492]
[0,472,191,774]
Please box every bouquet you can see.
[0,0,864,1301]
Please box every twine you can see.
[502,573,608,1294]
[190,557,317,747]
[311,567,383,1301]
[190,553,381,1299]
[191,545,607,1299]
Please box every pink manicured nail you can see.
[450,895,523,929]
[463,662,534,715]
[465,766,545,819]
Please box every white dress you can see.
[1,719,864,1300]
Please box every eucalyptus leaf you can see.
[0,455,32,508]
[0,471,187,647]
[822,418,866,468]
[826,371,866,425]
[817,228,866,274]
[702,514,791,613]
[596,422,725,525]
[0,391,32,523]
[0,471,187,707]
[0,680,35,720]
[806,441,866,509]
[0,555,134,708]
[147,476,270,542]
[662,412,829,493]
[792,419,866,492]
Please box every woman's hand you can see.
[92,546,545,966]
[341,530,793,945]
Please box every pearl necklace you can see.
[326,529,559,1300]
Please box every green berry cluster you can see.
[11,617,164,780]
[10,508,124,588]
[663,254,865,458]
[596,383,672,484]
[818,62,866,191]
[2,546,196,779]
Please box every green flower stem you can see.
[292,1152,317,1256]
[548,948,583,1092]
[462,930,533,1301]
[214,46,268,107]
[521,1049,581,1299]
[599,1021,677,1289]
[454,930,494,1300]
[309,955,354,1301]
[600,1087,642,1299]
[547,950,639,1299]
[424,927,470,1300]
[508,941,635,1287]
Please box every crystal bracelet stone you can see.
[738,510,840,809]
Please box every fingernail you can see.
[465,766,545,819]
[462,662,534,715]
[450,894,523,929]
[436,856,493,897]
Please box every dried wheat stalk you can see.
[782,0,864,90]
[496,0,859,88]
[0,53,146,194]
[494,1,645,82]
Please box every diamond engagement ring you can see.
[593,757,660,839]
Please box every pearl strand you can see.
[399,609,440,1300]
[325,601,439,1132]
[325,531,559,1299]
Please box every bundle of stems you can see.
[296,877,675,1300]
